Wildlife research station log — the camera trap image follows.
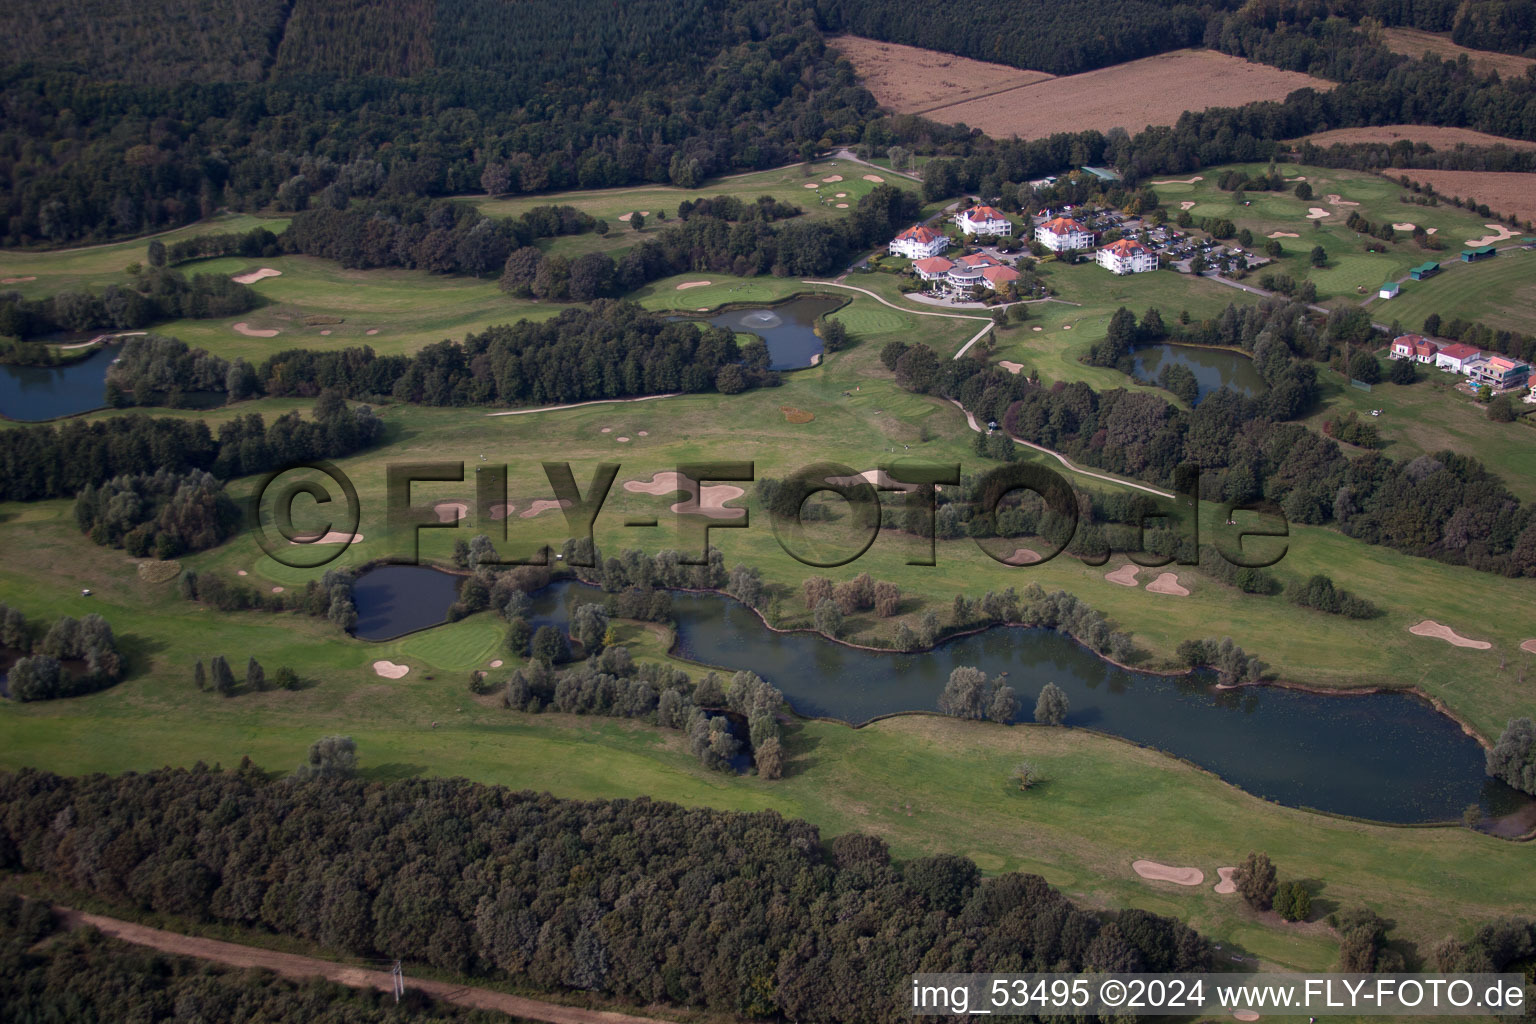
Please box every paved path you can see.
[487,393,684,417]
[800,280,992,321]
[56,906,676,1024]
[948,401,1176,499]
[953,322,995,360]
[831,147,923,183]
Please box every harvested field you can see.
[1400,169,1536,222]
[1298,124,1536,152]
[828,35,1053,114]
[908,49,1333,139]
[1381,28,1536,80]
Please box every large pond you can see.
[0,345,118,421]
[351,565,463,641]
[353,568,1525,823]
[679,295,844,370]
[1131,344,1265,403]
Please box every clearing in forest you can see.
[827,35,1054,114]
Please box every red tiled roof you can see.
[962,206,1008,222]
[1437,343,1481,360]
[1040,216,1087,234]
[957,253,1000,268]
[1102,238,1150,257]
[1393,334,1423,346]
[981,265,1020,284]
[895,225,943,244]
[913,256,954,273]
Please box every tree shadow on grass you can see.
[117,632,169,679]
[1298,877,1337,921]
[367,762,427,782]
[781,720,821,779]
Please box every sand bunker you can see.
[1522,639,1536,654]
[676,280,712,290]
[1104,564,1141,587]
[1306,207,1330,219]
[1133,860,1204,886]
[1392,222,1417,231]
[1004,548,1042,565]
[232,322,279,337]
[999,360,1024,374]
[489,659,503,668]
[1151,176,1204,185]
[232,267,281,284]
[616,436,630,442]
[1286,175,1307,181]
[271,586,285,593]
[824,468,921,492]
[638,430,649,436]
[1,275,37,284]
[1214,867,1237,894]
[319,329,332,335]
[802,183,819,189]
[600,427,612,433]
[835,192,847,198]
[237,570,248,576]
[836,203,849,208]
[488,503,516,520]
[1408,620,1491,649]
[365,329,379,336]
[1179,201,1196,210]
[822,175,844,182]
[519,498,572,518]
[1466,223,1517,247]
[624,471,747,517]
[1325,193,1359,206]
[1146,572,1189,596]
[863,174,885,182]
[1232,1011,1260,1021]
[434,501,468,523]
[372,660,409,679]
[1032,325,1043,331]
[1267,231,1299,238]
[290,530,363,545]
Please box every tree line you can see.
[0,267,258,340]
[74,469,240,559]
[0,605,124,701]
[0,396,384,502]
[0,765,1213,1021]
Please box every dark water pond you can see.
[352,568,1525,823]
[1132,344,1266,403]
[679,295,844,370]
[0,345,118,421]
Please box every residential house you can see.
[954,205,1012,237]
[1467,355,1531,391]
[1096,238,1157,275]
[889,224,950,260]
[912,256,954,282]
[1434,342,1482,374]
[1035,216,1093,252]
[1389,334,1438,363]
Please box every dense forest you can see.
[0,766,1212,1022]
[0,268,258,340]
[0,894,510,1024]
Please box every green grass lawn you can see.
[1369,245,1536,335]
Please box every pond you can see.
[352,568,1525,823]
[351,565,464,641]
[679,294,844,370]
[1131,344,1266,404]
[0,345,119,421]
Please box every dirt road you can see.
[55,906,677,1024]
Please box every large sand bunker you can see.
[998,360,1024,374]
[1325,193,1358,206]
[434,501,468,523]
[1408,620,1491,649]
[372,660,410,679]
[1392,222,1417,231]
[1151,176,1204,185]
[1214,867,1237,894]
[520,498,573,518]
[290,530,364,545]
[1466,223,1517,247]
[488,503,516,520]
[1146,572,1189,596]
[676,280,712,290]
[822,175,844,183]
[863,174,885,183]
[1267,231,1299,238]
[824,468,921,492]
[232,322,279,337]
[1306,207,1330,219]
[1104,564,1141,586]
[232,267,282,284]
[1003,548,1042,565]
[1179,201,1196,211]
[1522,639,1536,654]
[1133,860,1204,886]
[624,471,746,518]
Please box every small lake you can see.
[353,569,1525,823]
[0,345,118,421]
[679,295,843,370]
[1132,344,1265,403]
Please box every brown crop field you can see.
[1397,169,1536,224]
[888,49,1333,140]
[1381,27,1535,79]
[1298,124,1536,151]
[828,35,1054,113]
